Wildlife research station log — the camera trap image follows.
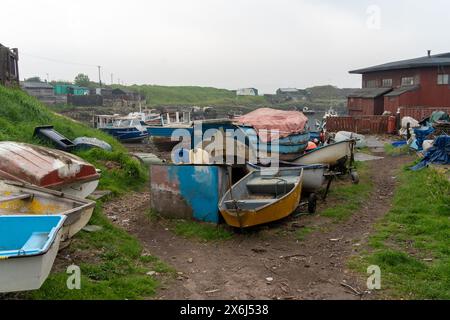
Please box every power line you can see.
[21,52,98,68]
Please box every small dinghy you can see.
[0,142,100,199]
[246,163,327,193]
[291,140,354,167]
[0,181,95,240]
[219,169,303,228]
[0,215,66,293]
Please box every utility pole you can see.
[111,73,113,85]
[98,65,102,88]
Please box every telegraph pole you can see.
[111,73,113,85]
[98,65,102,88]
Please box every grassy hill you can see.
[0,85,146,194]
[129,85,267,107]
[0,85,169,300]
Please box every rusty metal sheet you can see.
[150,165,227,224]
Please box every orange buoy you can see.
[306,141,318,151]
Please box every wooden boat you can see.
[0,180,95,240]
[291,140,354,167]
[239,126,310,161]
[246,163,327,193]
[0,142,100,199]
[219,169,303,228]
[0,215,66,293]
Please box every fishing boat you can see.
[93,115,149,143]
[239,126,310,161]
[0,142,100,199]
[0,180,95,240]
[219,169,303,228]
[291,140,355,167]
[246,163,327,193]
[0,215,66,293]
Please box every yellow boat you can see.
[219,168,303,228]
[0,180,95,241]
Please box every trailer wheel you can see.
[308,193,317,214]
[351,171,360,185]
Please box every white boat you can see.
[0,180,96,241]
[0,215,66,293]
[246,163,328,193]
[0,142,100,199]
[291,140,354,167]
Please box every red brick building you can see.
[348,52,450,116]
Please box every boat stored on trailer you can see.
[0,215,66,293]
[246,163,328,193]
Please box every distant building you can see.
[94,88,113,96]
[348,51,450,116]
[54,84,89,96]
[236,88,259,96]
[112,88,141,101]
[0,43,19,87]
[21,81,66,105]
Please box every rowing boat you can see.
[246,163,327,193]
[0,180,95,241]
[219,169,303,228]
[291,140,354,167]
[0,142,100,199]
[0,215,66,293]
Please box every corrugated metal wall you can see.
[326,116,389,134]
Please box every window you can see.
[437,74,449,85]
[401,77,415,86]
[382,79,393,87]
[366,80,378,88]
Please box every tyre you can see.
[351,171,360,184]
[308,193,317,214]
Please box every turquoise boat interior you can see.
[0,215,65,258]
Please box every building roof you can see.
[384,85,420,97]
[21,81,54,89]
[349,52,450,74]
[277,88,300,93]
[348,87,392,99]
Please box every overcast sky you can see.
[3,0,449,93]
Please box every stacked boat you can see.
[217,108,357,229]
[0,142,98,293]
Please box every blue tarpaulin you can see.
[411,135,450,171]
[413,127,435,151]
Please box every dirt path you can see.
[104,154,411,300]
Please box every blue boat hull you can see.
[240,127,310,161]
[101,128,148,143]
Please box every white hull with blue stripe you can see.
[0,215,66,293]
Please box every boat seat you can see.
[224,199,277,211]
[0,193,32,204]
[247,177,297,195]
[21,232,49,252]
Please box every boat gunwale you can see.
[290,139,355,162]
[0,215,66,260]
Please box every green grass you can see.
[20,203,173,300]
[0,85,147,195]
[352,166,450,299]
[0,85,160,299]
[384,143,410,157]
[129,85,267,107]
[296,227,316,241]
[320,162,373,221]
[172,220,233,242]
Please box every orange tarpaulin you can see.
[235,108,308,142]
